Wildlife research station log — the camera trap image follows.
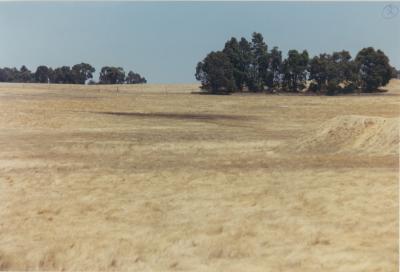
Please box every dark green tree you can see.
[195,51,236,94]
[331,50,358,94]
[332,51,356,82]
[0,68,9,82]
[48,67,55,83]
[249,32,269,91]
[309,53,333,93]
[355,47,394,92]
[223,37,247,90]
[238,38,253,90]
[19,65,32,82]
[72,63,95,84]
[53,66,73,84]
[99,66,126,84]
[1,67,18,82]
[125,71,147,84]
[34,65,51,83]
[267,46,283,88]
[309,51,358,95]
[282,50,309,92]
[391,67,399,79]
[0,69,6,82]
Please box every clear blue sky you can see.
[0,2,399,83]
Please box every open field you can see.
[0,81,399,271]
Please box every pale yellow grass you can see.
[0,80,399,271]
[295,115,399,154]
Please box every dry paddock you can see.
[0,81,399,271]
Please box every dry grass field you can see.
[0,80,398,271]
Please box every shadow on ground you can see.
[89,111,250,121]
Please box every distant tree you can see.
[5,68,14,82]
[309,53,333,93]
[4,67,19,82]
[195,51,236,94]
[19,65,32,82]
[0,64,145,85]
[72,63,95,84]
[0,68,9,82]
[391,67,398,79]
[331,50,358,94]
[238,38,253,90]
[125,71,147,84]
[0,69,6,82]
[332,51,357,82]
[223,37,246,90]
[309,51,358,95]
[267,46,283,88]
[282,50,309,92]
[34,65,51,83]
[53,66,73,84]
[48,67,55,83]
[249,32,269,91]
[355,47,393,92]
[99,66,126,84]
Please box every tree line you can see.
[0,63,146,85]
[196,32,398,95]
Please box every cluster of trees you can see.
[98,66,146,85]
[0,63,146,85]
[196,32,397,95]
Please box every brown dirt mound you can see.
[295,115,399,154]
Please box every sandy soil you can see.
[0,81,398,271]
